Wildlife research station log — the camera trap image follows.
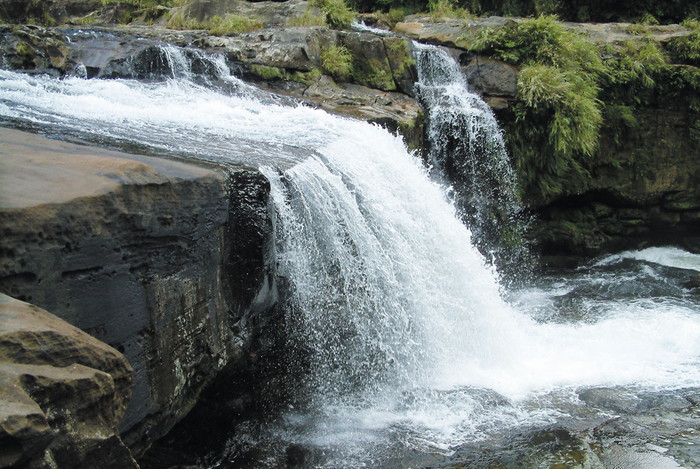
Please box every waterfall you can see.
[3,42,700,467]
[413,43,530,274]
[260,123,521,407]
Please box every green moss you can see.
[386,38,415,73]
[101,0,175,6]
[15,41,35,56]
[291,68,323,84]
[351,58,396,90]
[250,65,286,80]
[249,66,323,85]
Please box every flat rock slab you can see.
[0,127,216,209]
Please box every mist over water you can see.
[2,43,700,467]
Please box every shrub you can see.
[428,0,471,20]
[208,13,263,35]
[667,31,700,66]
[321,45,353,77]
[167,11,263,34]
[310,0,356,29]
[465,16,605,201]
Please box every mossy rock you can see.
[382,36,417,95]
[0,25,71,73]
[339,31,397,91]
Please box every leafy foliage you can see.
[668,31,700,66]
[208,14,263,35]
[465,16,605,201]
[428,0,472,20]
[321,45,354,77]
[310,0,356,29]
[347,0,698,23]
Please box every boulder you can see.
[462,55,518,98]
[0,128,268,455]
[0,293,136,468]
[0,24,73,76]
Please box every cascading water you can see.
[3,40,700,468]
[413,43,530,273]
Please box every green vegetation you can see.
[464,15,699,203]
[428,0,471,20]
[208,14,263,35]
[347,0,698,23]
[249,65,323,85]
[466,16,604,200]
[15,40,35,56]
[100,0,175,6]
[668,31,700,66]
[167,11,263,34]
[287,9,328,27]
[310,0,356,29]
[321,45,354,77]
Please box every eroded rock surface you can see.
[0,293,136,468]
[0,128,274,456]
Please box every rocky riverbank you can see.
[2,1,700,466]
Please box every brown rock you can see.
[0,293,137,468]
[0,128,246,455]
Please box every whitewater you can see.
[2,44,700,467]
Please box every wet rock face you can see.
[0,128,274,456]
[0,293,136,468]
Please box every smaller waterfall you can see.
[413,43,530,275]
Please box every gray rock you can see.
[463,56,518,97]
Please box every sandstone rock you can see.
[0,293,136,468]
[394,15,510,49]
[0,128,264,455]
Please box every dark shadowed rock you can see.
[462,55,518,98]
[0,293,136,468]
[0,24,73,76]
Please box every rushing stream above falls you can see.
[2,40,700,468]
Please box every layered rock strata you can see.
[0,128,274,456]
[0,293,136,468]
